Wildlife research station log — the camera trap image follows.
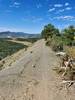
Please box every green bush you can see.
[50,35,63,51]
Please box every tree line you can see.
[41,23,75,51]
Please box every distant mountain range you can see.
[0,31,41,38]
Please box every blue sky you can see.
[0,0,75,33]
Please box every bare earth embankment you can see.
[0,39,75,100]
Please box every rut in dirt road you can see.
[0,39,74,100]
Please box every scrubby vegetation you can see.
[0,38,28,60]
[41,23,75,51]
[16,38,40,43]
[41,23,75,83]
[53,66,75,81]
[64,47,75,59]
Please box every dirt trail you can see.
[0,39,75,100]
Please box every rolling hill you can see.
[0,31,40,38]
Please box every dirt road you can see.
[0,39,75,100]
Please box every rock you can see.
[56,52,66,56]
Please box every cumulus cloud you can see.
[54,4,63,7]
[65,7,72,10]
[65,2,69,6]
[48,8,55,12]
[14,2,20,6]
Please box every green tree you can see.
[41,24,59,40]
[63,25,75,40]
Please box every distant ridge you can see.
[0,31,40,38]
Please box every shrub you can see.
[46,40,51,46]
[50,36,63,52]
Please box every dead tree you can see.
[60,55,75,88]
[61,55,73,77]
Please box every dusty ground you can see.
[0,39,75,100]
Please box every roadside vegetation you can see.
[0,38,28,60]
[41,23,75,86]
[41,24,75,50]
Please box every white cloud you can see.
[56,7,73,14]
[65,7,72,10]
[14,2,20,6]
[65,3,69,6]
[48,8,55,12]
[55,16,75,21]
[36,3,42,8]
[54,4,63,7]
[56,9,65,13]
[9,2,21,8]
[62,16,74,19]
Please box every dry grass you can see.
[53,46,75,81]
[64,46,75,58]
[53,67,65,75]
[53,66,75,80]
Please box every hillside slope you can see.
[0,31,40,38]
